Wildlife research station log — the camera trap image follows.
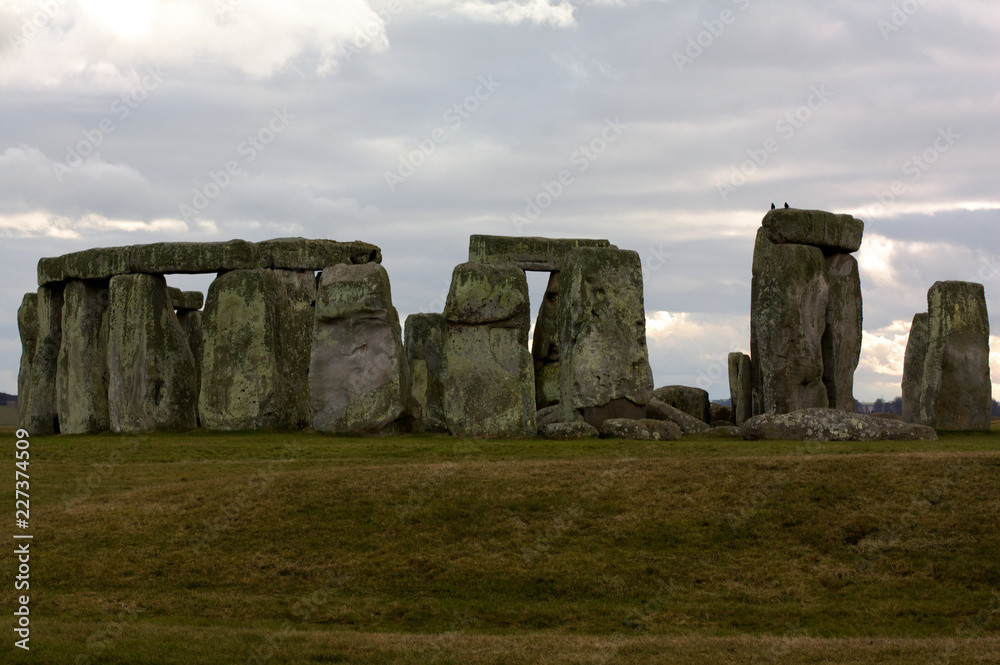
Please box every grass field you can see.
[3,426,1000,664]
[0,404,18,426]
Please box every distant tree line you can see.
[857,396,1000,418]
[0,392,15,405]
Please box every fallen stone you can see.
[310,263,409,435]
[56,280,110,434]
[739,408,937,441]
[167,287,204,311]
[468,235,613,272]
[652,385,710,422]
[404,313,448,432]
[901,312,929,424]
[541,421,600,440]
[27,285,64,434]
[822,253,862,411]
[536,404,563,429]
[600,418,650,440]
[107,274,198,432]
[16,293,38,430]
[709,403,732,424]
[638,418,682,441]
[762,208,864,253]
[645,398,710,434]
[710,425,743,438]
[728,352,752,424]
[710,420,734,428]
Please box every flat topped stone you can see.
[762,208,864,253]
[37,238,382,285]
[167,287,204,311]
[468,235,614,272]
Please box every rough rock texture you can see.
[38,238,381,285]
[710,425,743,438]
[751,230,830,415]
[558,248,654,427]
[709,403,732,424]
[600,418,650,440]
[645,398,711,434]
[728,352,752,425]
[651,385,710,423]
[740,408,937,441]
[27,285,64,434]
[762,208,864,253]
[536,404,562,429]
[404,313,447,432]
[177,310,204,423]
[16,293,38,430]
[107,274,198,432]
[531,271,561,409]
[901,312,929,425]
[913,281,992,431]
[167,287,204,311]
[310,263,408,435]
[56,280,110,434]
[541,421,600,440]
[442,263,535,437]
[468,235,612,272]
[638,418,682,441]
[200,269,316,430]
[822,253,862,411]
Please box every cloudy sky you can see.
[1,0,998,402]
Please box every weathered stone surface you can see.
[651,386,710,423]
[709,403,732,424]
[257,238,381,269]
[442,263,535,437]
[167,287,204,311]
[645,398,710,434]
[823,253,862,411]
[468,235,613,272]
[728,352,752,425]
[600,418,650,440]
[405,313,447,432]
[16,293,38,430]
[762,208,864,253]
[201,269,317,430]
[107,274,198,432]
[740,408,937,441]
[558,247,654,426]
[531,271,561,409]
[916,281,991,431]
[56,280,110,434]
[444,262,530,331]
[541,421,600,440]
[38,248,129,286]
[129,240,259,276]
[536,404,562,429]
[310,263,408,435]
[638,418,682,441]
[901,312,929,424]
[177,310,204,423]
[710,425,743,438]
[27,285,64,434]
[751,231,829,414]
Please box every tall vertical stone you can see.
[557,248,653,428]
[309,263,408,435]
[404,313,447,432]
[200,269,316,430]
[728,352,752,425]
[176,310,204,424]
[901,312,929,424]
[16,294,38,431]
[531,271,561,409]
[28,284,64,434]
[107,274,197,432]
[56,280,110,434]
[442,263,536,437]
[822,253,863,411]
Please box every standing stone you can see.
[728,352,752,425]
[16,294,38,431]
[916,281,991,431]
[901,312,929,424]
[107,274,197,432]
[405,313,447,432]
[531,271,561,409]
[201,269,316,430]
[28,285,64,434]
[822,254,862,411]
[442,263,535,437]
[56,280,110,434]
[751,230,829,415]
[557,248,654,427]
[310,263,408,435]
[176,310,204,424]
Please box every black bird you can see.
[770,203,775,210]
[784,202,789,208]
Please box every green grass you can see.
[3,426,1000,664]
[0,403,17,426]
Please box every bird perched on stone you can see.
[770,203,775,210]
[784,202,789,208]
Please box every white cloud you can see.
[446,0,576,27]
[0,211,188,238]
